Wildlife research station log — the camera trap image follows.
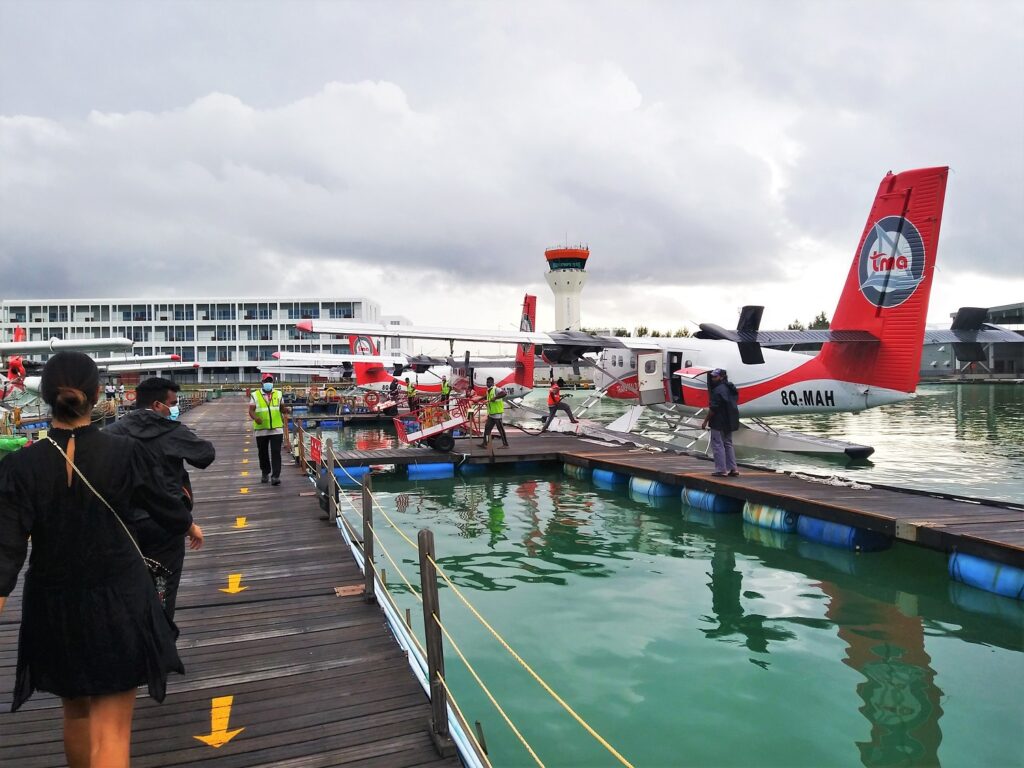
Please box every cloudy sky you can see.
[1,0,1022,348]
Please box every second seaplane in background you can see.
[2,327,200,403]
[294,167,1021,458]
[267,296,539,398]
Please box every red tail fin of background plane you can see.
[13,326,25,343]
[349,334,393,385]
[819,166,949,393]
[514,295,536,389]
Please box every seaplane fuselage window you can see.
[630,356,635,368]
[644,360,657,374]
[685,360,692,368]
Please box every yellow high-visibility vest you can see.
[253,389,284,430]
[486,387,504,416]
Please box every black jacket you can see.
[105,410,216,521]
[708,380,740,432]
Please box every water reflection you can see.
[370,470,1022,767]
[701,543,797,658]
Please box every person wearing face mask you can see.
[248,373,289,486]
[105,377,212,627]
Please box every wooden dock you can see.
[0,400,461,767]
[320,429,1024,570]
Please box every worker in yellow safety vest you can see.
[248,373,290,485]
[440,376,451,406]
[404,377,419,411]
[478,376,508,448]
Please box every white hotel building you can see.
[0,297,408,383]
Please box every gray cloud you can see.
[1,0,1021,332]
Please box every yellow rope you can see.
[429,554,635,768]
[434,615,543,767]
[326,468,495,766]
[328,455,632,767]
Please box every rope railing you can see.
[299,424,634,768]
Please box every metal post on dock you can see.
[418,528,455,755]
[362,473,375,603]
[325,439,336,524]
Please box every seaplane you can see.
[294,166,1020,458]
[2,327,199,403]
[274,296,539,398]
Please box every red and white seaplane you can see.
[2,327,198,402]
[293,167,1020,457]
[280,296,539,398]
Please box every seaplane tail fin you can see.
[349,334,393,385]
[819,166,949,393]
[514,295,537,389]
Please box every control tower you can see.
[544,246,589,331]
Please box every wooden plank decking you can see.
[0,399,460,767]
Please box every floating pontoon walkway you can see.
[0,399,461,767]
[326,431,1024,570]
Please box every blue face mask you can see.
[262,382,274,393]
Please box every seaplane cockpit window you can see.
[630,356,636,368]
[644,360,657,374]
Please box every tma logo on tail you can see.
[858,216,925,308]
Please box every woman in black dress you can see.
[0,352,192,767]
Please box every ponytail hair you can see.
[41,351,100,421]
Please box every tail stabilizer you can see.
[349,334,393,385]
[820,166,949,393]
[515,295,537,389]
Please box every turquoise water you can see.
[314,384,1024,767]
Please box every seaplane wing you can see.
[101,362,201,374]
[272,351,410,366]
[296,319,553,346]
[259,364,348,378]
[296,319,664,367]
[0,337,134,355]
[93,354,182,371]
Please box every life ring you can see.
[325,387,338,400]
[125,390,137,403]
[364,392,380,408]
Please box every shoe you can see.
[711,472,727,477]
[499,444,509,449]
[728,471,740,477]
[261,475,269,484]
[571,420,579,424]
[271,477,281,486]
[477,442,489,448]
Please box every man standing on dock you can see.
[404,377,419,411]
[249,373,290,485]
[701,368,740,477]
[105,376,211,626]
[440,375,451,407]
[479,376,509,448]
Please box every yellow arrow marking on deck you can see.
[220,574,248,594]
[193,695,244,748]
[239,487,249,494]
[234,517,248,528]
[241,459,249,464]
[243,448,249,453]
[240,471,249,476]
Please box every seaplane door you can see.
[668,351,684,404]
[637,352,666,405]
